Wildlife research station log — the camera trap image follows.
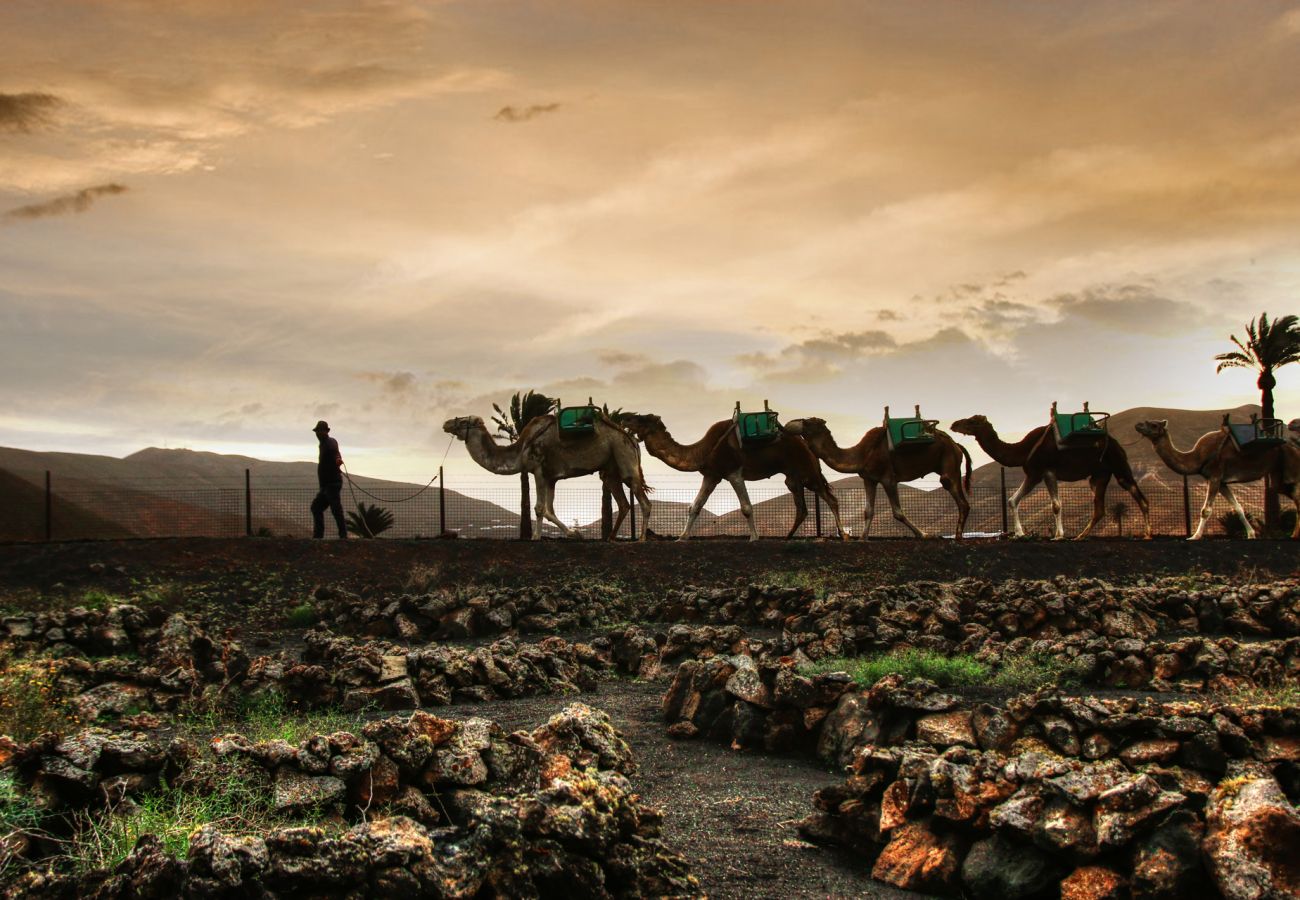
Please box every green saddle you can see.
[734,401,781,445]
[557,398,599,435]
[1051,402,1108,447]
[885,405,937,449]
[1223,414,1285,451]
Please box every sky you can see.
[2,0,1300,483]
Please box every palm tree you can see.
[492,390,556,539]
[1215,313,1300,527]
[346,502,394,538]
[1108,500,1129,537]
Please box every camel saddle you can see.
[885,405,938,449]
[557,397,599,435]
[1222,413,1285,452]
[734,400,781,445]
[1051,401,1109,448]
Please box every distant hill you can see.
[0,446,522,540]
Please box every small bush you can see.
[286,603,318,627]
[802,649,990,688]
[0,653,82,740]
[1,771,46,878]
[1212,682,1300,708]
[78,589,122,610]
[404,563,443,593]
[66,762,329,873]
[991,651,1083,691]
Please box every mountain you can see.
[0,446,521,540]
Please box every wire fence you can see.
[0,468,1282,542]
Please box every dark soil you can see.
[428,680,921,900]
[1,535,1297,599]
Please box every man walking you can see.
[310,420,348,539]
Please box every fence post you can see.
[44,470,51,541]
[1182,475,1192,537]
[244,469,253,536]
[438,467,446,537]
[629,496,637,540]
[814,489,822,537]
[999,468,1009,536]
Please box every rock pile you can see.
[318,583,632,641]
[798,746,1300,898]
[1,604,160,657]
[661,655,855,752]
[4,705,703,899]
[241,629,610,712]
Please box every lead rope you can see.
[341,435,457,537]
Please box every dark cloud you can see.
[0,92,62,132]
[876,309,900,321]
[1048,284,1205,334]
[736,329,899,383]
[494,102,561,123]
[360,371,417,394]
[5,184,128,221]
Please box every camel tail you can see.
[961,444,973,493]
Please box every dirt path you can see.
[432,680,925,900]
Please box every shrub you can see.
[0,653,81,740]
[802,649,990,688]
[0,771,46,878]
[286,603,318,627]
[991,651,1083,691]
[345,502,394,538]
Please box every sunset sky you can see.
[3,0,1300,481]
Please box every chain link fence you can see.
[0,468,1279,541]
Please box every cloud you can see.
[5,183,129,221]
[359,370,417,394]
[494,102,561,123]
[736,329,898,382]
[0,92,62,132]
[1047,283,1206,335]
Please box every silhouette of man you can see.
[310,420,348,539]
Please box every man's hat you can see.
[312,420,330,433]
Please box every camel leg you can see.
[1075,474,1110,540]
[535,477,579,539]
[1006,473,1041,538]
[1117,475,1153,540]
[1043,472,1064,540]
[818,482,846,540]
[631,480,653,541]
[681,475,721,540]
[1288,489,1300,540]
[1190,477,1222,540]
[882,481,929,538]
[1219,482,1255,539]
[941,465,969,541]
[726,473,759,541]
[784,478,808,539]
[601,472,630,540]
[860,478,878,539]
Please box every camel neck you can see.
[973,424,1035,467]
[1149,432,1205,476]
[643,426,711,472]
[805,431,859,473]
[463,425,525,475]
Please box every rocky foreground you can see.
[2,572,1299,897]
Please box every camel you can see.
[784,416,972,539]
[442,413,651,540]
[950,414,1151,540]
[1135,419,1300,540]
[619,413,845,540]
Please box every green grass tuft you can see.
[286,603,318,627]
[990,651,1083,691]
[801,648,991,688]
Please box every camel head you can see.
[620,413,665,439]
[1134,419,1168,441]
[783,417,827,438]
[442,416,484,441]
[1289,418,1300,435]
[950,415,989,436]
